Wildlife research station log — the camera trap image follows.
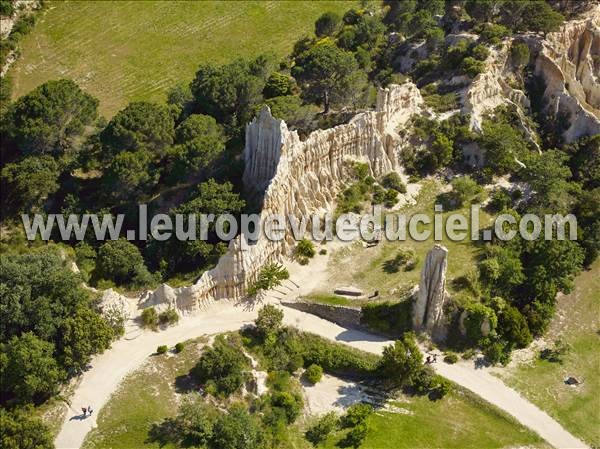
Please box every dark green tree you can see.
[59,306,114,373]
[190,57,267,130]
[165,114,225,180]
[292,44,365,113]
[0,332,65,403]
[315,11,341,37]
[7,79,98,155]
[1,155,60,213]
[263,72,296,99]
[210,404,265,449]
[96,238,148,286]
[0,406,54,449]
[479,120,529,174]
[100,101,174,158]
[378,333,423,387]
[191,335,250,397]
[102,149,159,200]
[255,304,284,338]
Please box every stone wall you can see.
[280,299,363,331]
[142,83,423,313]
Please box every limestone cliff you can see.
[534,4,600,142]
[143,83,423,313]
[412,244,448,336]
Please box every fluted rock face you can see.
[534,5,600,142]
[144,83,423,313]
[463,43,531,134]
[413,244,448,335]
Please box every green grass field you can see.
[324,179,492,300]
[499,260,600,447]
[10,0,356,117]
[82,337,208,449]
[323,390,547,449]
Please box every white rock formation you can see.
[534,4,600,142]
[144,83,423,313]
[412,244,448,335]
[99,288,135,320]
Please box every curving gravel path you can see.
[55,250,588,449]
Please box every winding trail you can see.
[55,252,588,449]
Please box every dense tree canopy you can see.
[315,11,341,37]
[0,406,53,449]
[0,249,115,404]
[96,238,150,286]
[292,44,365,113]
[6,79,98,155]
[1,155,60,213]
[100,101,174,158]
[0,332,64,403]
[190,56,271,131]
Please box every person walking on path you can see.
[87,405,93,416]
[81,407,87,418]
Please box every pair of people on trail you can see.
[426,354,438,364]
[81,405,93,417]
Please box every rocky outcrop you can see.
[144,83,423,313]
[534,5,600,142]
[462,44,531,134]
[412,244,448,336]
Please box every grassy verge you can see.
[321,388,548,449]
[304,293,362,307]
[10,0,356,116]
[327,179,492,299]
[499,260,600,447]
[82,337,207,449]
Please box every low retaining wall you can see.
[281,299,365,331]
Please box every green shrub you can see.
[174,342,185,353]
[460,56,486,78]
[431,375,452,399]
[475,23,511,45]
[255,304,284,338]
[444,352,459,364]
[319,248,327,255]
[343,421,369,448]
[361,300,413,337]
[158,308,179,326]
[483,339,512,366]
[304,364,324,384]
[305,412,339,445]
[410,364,436,394]
[191,334,251,397]
[449,176,484,208]
[381,172,406,193]
[270,390,303,423]
[342,403,373,428]
[462,302,498,345]
[156,345,168,354]
[141,307,159,330]
[471,44,490,61]
[510,42,530,67]
[299,333,379,377]
[296,238,316,259]
[384,188,399,208]
[462,348,476,360]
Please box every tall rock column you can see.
[412,244,448,335]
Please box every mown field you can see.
[499,260,600,447]
[9,0,355,117]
